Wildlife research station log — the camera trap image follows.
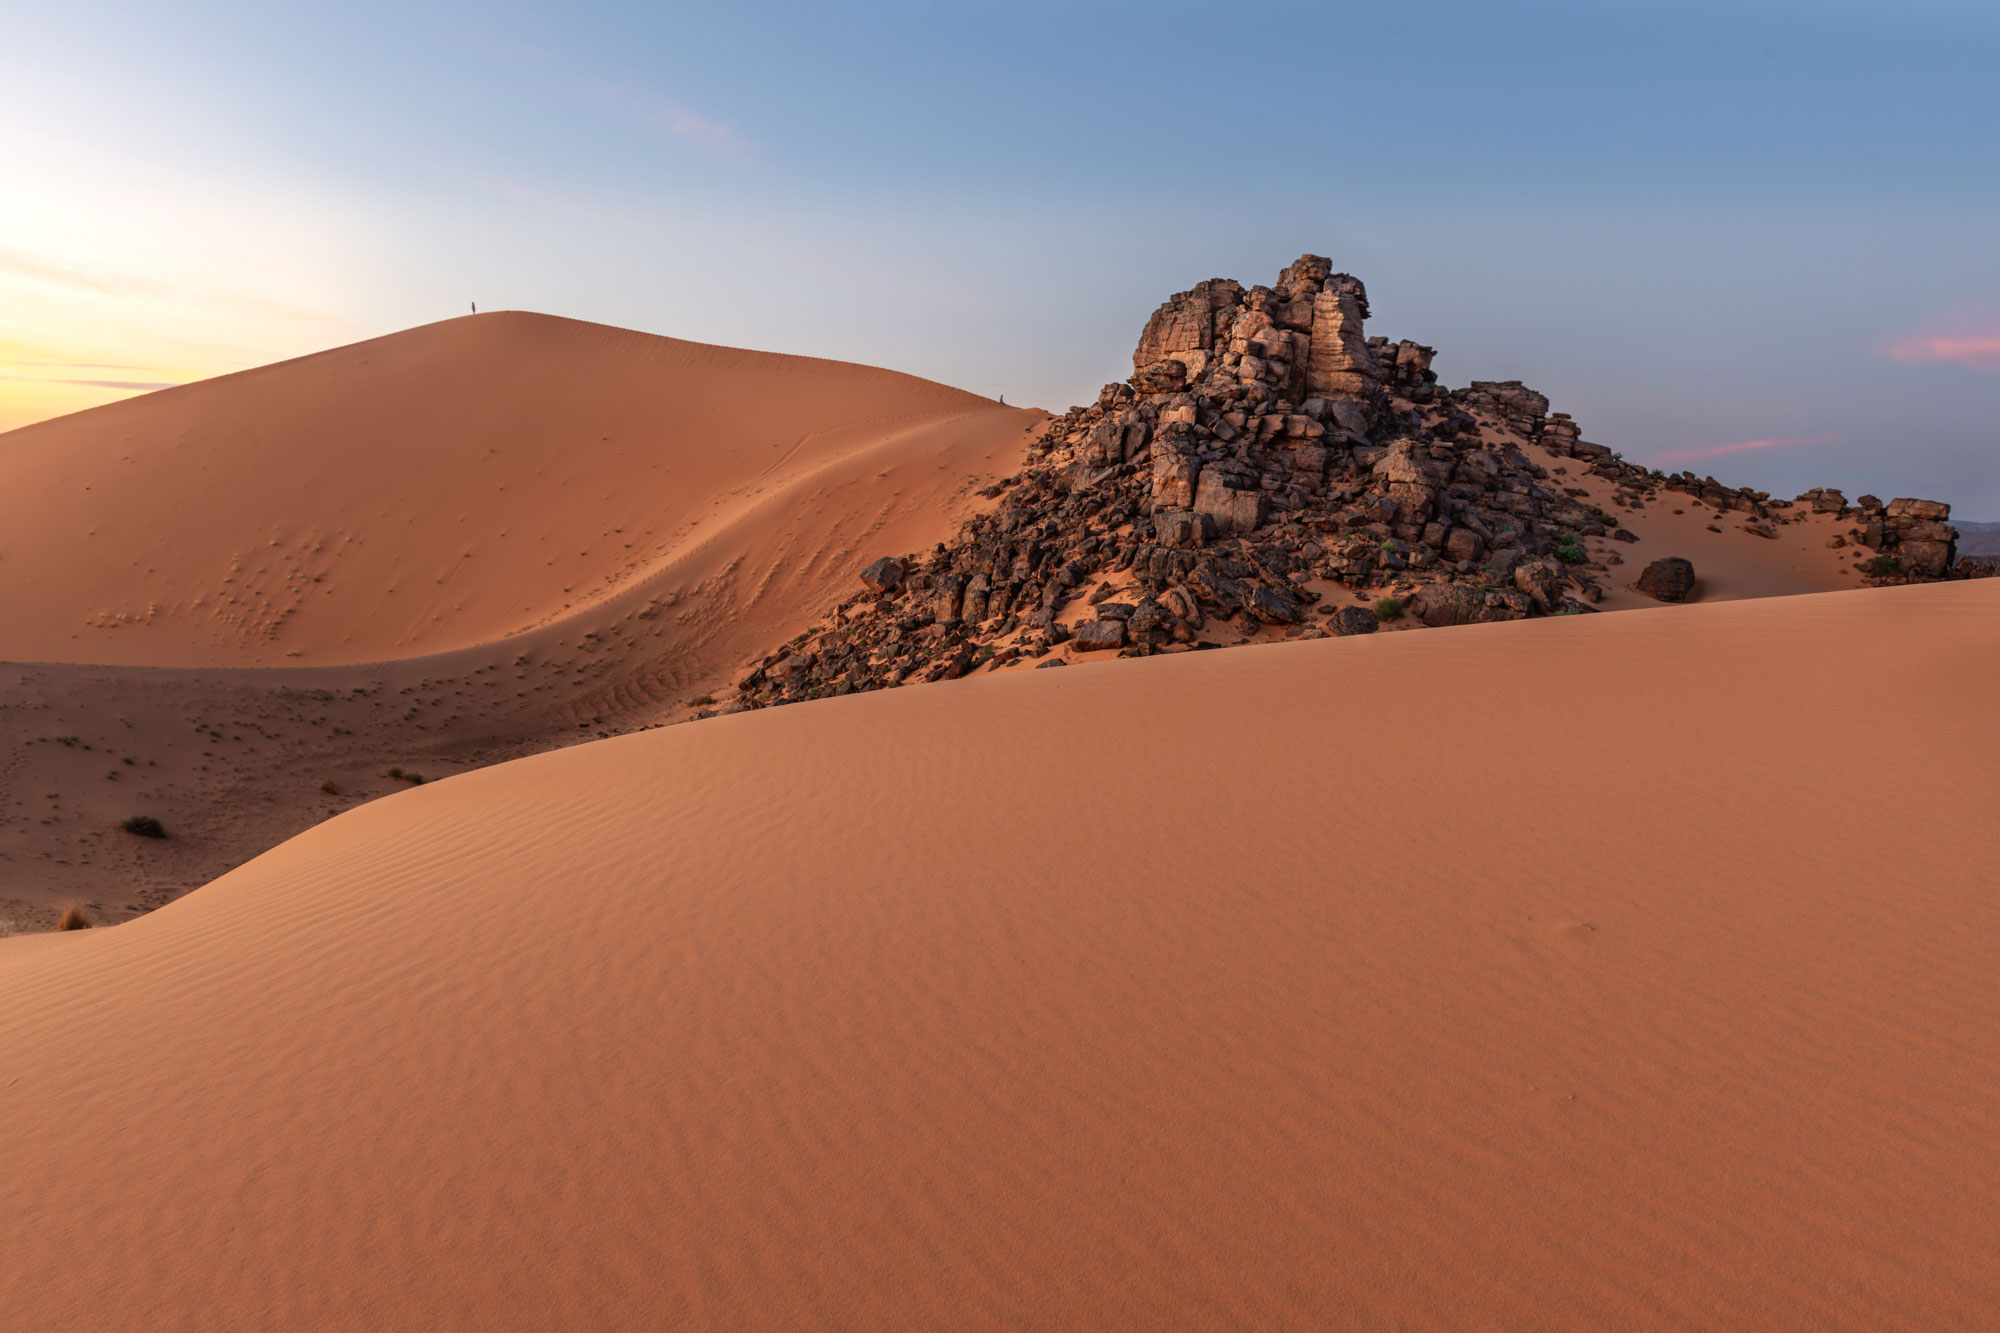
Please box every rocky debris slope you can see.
[722,256,1982,712]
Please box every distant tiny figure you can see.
[998,393,1006,405]
[471,302,477,313]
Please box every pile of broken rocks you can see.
[724,255,1978,712]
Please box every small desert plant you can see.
[318,779,341,795]
[384,767,424,784]
[120,814,166,839]
[1373,596,1405,622]
[1865,554,1904,577]
[1555,535,1587,565]
[57,905,94,931]
[686,693,715,707]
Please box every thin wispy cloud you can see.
[597,84,749,157]
[0,249,163,296]
[0,248,346,331]
[1886,331,2000,372]
[1651,434,1835,468]
[0,373,181,391]
[7,358,156,371]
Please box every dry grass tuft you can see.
[57,905,94,931]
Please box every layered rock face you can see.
[722,256,1979,711]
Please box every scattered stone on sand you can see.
[1635,557,1698,603]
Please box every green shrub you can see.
[1373,596,1405,622]
[120,815,165,839]
[1865,554,1904,577]
[1555,536,1587,565]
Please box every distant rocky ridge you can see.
[723,256,1985,711]
[1955,521,2000,564]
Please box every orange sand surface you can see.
[1517,440,1863,606]
[0,311,1034,668]
[0,316,1039,923]
[4,579,1995,1329]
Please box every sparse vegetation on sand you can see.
[120,815,166,839]
[1373,597,1405,622]
[1866,554,1905,578]
[57,905,93,931]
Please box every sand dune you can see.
[0,315,1040,923]
[0,311,1035,668]
[4,580,1994,1329]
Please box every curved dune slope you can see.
[0,311,1034,667]
[4,581,1996,1330]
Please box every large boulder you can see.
[1634,557,1697,602]
[1071,619,1127,652]
[1514,558,1563,613]
[1193,468,1266,535]
[1131,358,1188,395]
[1888,498,1949,522]
[1149,425,1203,510]
[1133,278,1243,382]
[934,576,966,622]
[1153,510,1210,549]
[1410,582,1488,628]
[1444,527,1485,564]
[1329,605,1378,637]
[1898,540,1956,577]
[1307,275,1382,399]
[859,556,907,593]
[1243,584,1306,625]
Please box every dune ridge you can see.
[3,579,1995,1329]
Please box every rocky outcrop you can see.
[1133,278,1243,385]
[719,255,1971,712]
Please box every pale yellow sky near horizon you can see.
[0,125,369,435]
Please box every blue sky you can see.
[3,0,1996,511]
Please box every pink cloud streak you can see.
[1886,332,2000,371]
[1650,434,1835,468]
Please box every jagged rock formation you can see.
[720,256,1982,712]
